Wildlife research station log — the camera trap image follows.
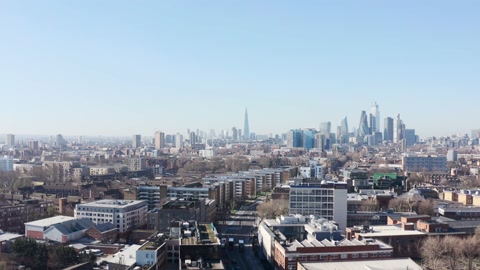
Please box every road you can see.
[216,200,263,270]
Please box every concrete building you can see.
[126,157,146,171]
[137,185,167,211]
[299,160,323,180]
[289,182,348,230]
[0,156,14,171]
[402,155,447,173]
[74,200,148,233]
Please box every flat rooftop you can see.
[25,215,76,227]
[105,244,141,266]
[78,200,145,208]
[298,258,422,270]
[355,225,426,238]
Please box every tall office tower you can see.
[303,129,317,151]
[175,133,184,149]
[237,129,242,141]
[287,129,303,148]
[77,136,83,144]
[369,113,376,134]
[232,127,238,141]
[404,129,416,147]
[155,132,165,149]
[393,114,403,143]
[340,117,349,135]
[319,122,332,134]
[243,108,250,140]
[384,117,394,141]
[5,134,15,146]
[190,131,196,145]
[132,134,141,148]
[358,111,369,137]
[371,102,380,132]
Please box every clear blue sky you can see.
[1,1,479,138]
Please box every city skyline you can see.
[1,1,479,137]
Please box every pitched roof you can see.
[94,222,116,233]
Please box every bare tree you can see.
[256,200,289,220]
[417,199,435,216]
[442,235,461,270]
[460,236,480,270]
[420,236,444,270]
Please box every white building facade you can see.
[289,182,347,230]
[74,200,147,233]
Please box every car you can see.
[231,259,237,265]
[100,261,108,266]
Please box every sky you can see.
[0,1,479,138]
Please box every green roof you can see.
[373,173,398,184]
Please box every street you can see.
[216,200,264,270]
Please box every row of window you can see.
[290,196,334,202]
[291,189,334,196]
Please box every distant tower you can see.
[5,134,15,147]
[155,132,165,149]
[370,102,380,132]
[393,114,403,143]
[340,117,349,135]
[243,108,250,140]
[132,134,141,148]
[358,111,369,137]
[384,117,394,141]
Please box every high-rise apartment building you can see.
[243,108,250,140]
[384,117,394,141]
[175,133,184,149]
[5,134,15,147]
[132,134,141,148]
[28,140,39,151]
[370,102,380,132]
[289,182,348,230]
[155,132,165,149]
